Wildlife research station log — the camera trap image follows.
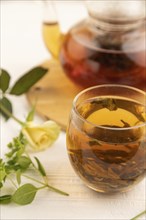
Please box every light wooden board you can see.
[26,59,82,131]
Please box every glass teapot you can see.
[42,0,146,91]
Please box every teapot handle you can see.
[42,0,63,59]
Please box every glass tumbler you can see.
[66,85,146,193]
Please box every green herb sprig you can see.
[130,210,146,220]
[0,67,69,205]
[0,67,48,120]
[0,132,69,206]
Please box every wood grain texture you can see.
[26,59,82,131]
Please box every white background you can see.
[1,1,146,220]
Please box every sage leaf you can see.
[0,69,10,93]
[10,67,48,95]
[0,195,12,204]
[0,97,12,120]
[17,156,31,169]
[12,184,38,205]
[34,157,47,177]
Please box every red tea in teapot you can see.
[42,1,146,91]
[60,22,146,90]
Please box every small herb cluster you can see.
[0,67,48,120]
[0,132,68,205]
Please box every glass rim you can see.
[73,84,146,131]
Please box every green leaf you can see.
[12,184,38,205]
[0,195,12,204]
[102,98,118,111]
[17,156,31,169]
[0,161,6,182]
[16,146,25,158]
[0,182,3,188]
[16,170,21,185]
[0,69,11,93]
[7,142,13,149]
[121,119,130,128]
[6,149,17,158]
[34,157,47,177]
[0,97,12,120]
[130,210,146,220]
[10,67,48,95]
[0,168,6,182]
[26,105,35,122]
[89,139,101,146]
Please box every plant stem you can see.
[7,176,17,189]
[22,174,45,185]
[0,103,24,126]
[46,184,69,196]
[25,151,37,171]
[22,174,69,196]
[37,185,47,190]
[25,151,44,181]
[130,210,146,220]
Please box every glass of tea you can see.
[66,84,146,193]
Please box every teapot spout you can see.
[42,1,64,59]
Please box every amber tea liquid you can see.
[43,22,61,58]
[67,97,146,193]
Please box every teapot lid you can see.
[86,0,146,25]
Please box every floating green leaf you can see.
[103,98,118,111]
[10,67,48,95]
[34,157,47,177]
[12,184,38,205]
[0,97,12,120]
[0,69,11,93]
[121,119,130,127]
[0,195,12,204]
[89,139,101,146]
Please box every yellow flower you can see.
[22,121,60,151]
